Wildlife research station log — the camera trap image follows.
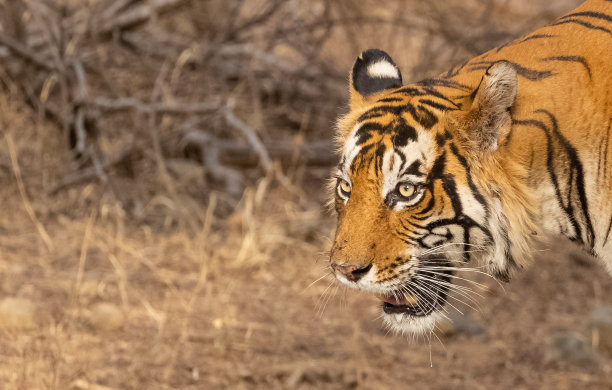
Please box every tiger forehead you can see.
[342,122,438,180]
[358,88,459,125]
[338,86,456,179]
[352,94,457,148]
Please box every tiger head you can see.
[329,49,537,334]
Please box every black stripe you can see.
[604,119,611,180]
[605,216,612,245]
[413,191,436,217]
[518,34,556,43]
[378,97,404,103]
[354,122,383,144]
[421,87,462,109]
[444,59,470,78]
[513,112,595,247]
[468,60,553,81]
[513,118,579,239]
[499,215,516,271]
[542,56,592,79]
[392,87,426,97]
[429,151,447,180]
[416,78,471,91]
[358,105,403,122]
[441,174,462,216]
[403,160,423,176]
[396,231,421,246]
[597,119,610,180]
[391,120,418,147]
[350,144,374,173]
[401,218,428,234]
[417,105,438,129]
[435,132,446,147]
[561,11,612,23]
[449,143,489,217]
[418,99,456,112]
[553,19,612,37]
[403,104,438,129]
[395,149,407,173]
[539,109,595,247]
[495,34,555,53]
[374,143,385,174]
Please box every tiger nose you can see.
[331,263,372,282]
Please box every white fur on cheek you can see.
[367,60,400,79]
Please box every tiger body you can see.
[329,0,612,333]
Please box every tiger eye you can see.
[338,179,351,197]
[398,183,416,198]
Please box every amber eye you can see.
[337,179,352,198]
[397,182,417,199]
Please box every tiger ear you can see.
[349,49,403,111]
[463,61,517,152]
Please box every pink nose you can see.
[331,263,372,282]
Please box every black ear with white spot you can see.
[465,61,518,152]
[351,49,402,98]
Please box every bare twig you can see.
[88,97,221,115]
[182,129,336,168]
[0,33,57,70]
[223,107,273,174]
[97,0,184,35]
[47,147,135,195]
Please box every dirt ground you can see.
[2,0,612,389]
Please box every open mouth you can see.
[375,268,452,317]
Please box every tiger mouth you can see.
[376,269,451,317]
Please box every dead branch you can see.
[181,129,336,168]
[223,108,273,174]
[0,33,57,70]
[96,0,184,36]
[180,129,243,195]
[47,146,136,195]
[87,97,221,115]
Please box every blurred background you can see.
[1,0,612,389]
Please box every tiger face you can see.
[330,49,535,334]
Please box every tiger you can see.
[328,0,612,335]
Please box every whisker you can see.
[413,273,481,294]
[412,276,483,313]
[411,280,464,315]
[402,281,452,316]
[320,282,340,316]
[418,269,490,290]
[315,279,336,317]
[412,275,482,306]
[412,274,484,303]
[302,271,334,292]
[420,242,486,256]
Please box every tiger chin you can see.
[328,0,612,335]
